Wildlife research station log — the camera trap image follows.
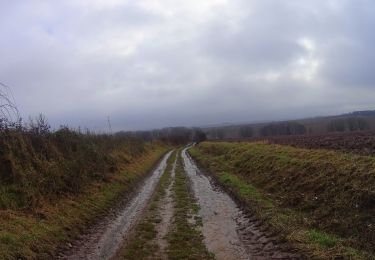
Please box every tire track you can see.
[182,147,301,259]
[60,151,173,260]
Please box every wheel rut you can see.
[181,147,301,260]
[60,148,301,259]
[59,151,173,260]
[154,157,176,259]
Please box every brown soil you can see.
[154,159,176,259]
[58,151,173,260]
[222,131,375,156]
[182,147,302,259]
[58,147,302,260]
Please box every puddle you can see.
[62,151,172,260]
[182,148,249,260]
[61,148,300,260]
[182,147,301,260]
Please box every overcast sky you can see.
[1,0,374,130]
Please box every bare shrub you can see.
[0,82,19,124]
[28,114,51,135]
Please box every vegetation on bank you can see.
[189,142,375,259]
[0,127,147,210]
[0,119,171,259]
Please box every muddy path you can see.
[118,150,212,259]
[60,147,300,260]
[119,152,178,259]
[59,151,173,260]
[154,158,176,258]
[181,147,301,260]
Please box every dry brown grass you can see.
[190,142,375,259]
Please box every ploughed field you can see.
[225,131,375,156]
[265,131,375,156]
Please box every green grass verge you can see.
[189,142,375,259]
[219,172,273,208]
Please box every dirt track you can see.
[59,151,173,260]
[60,147,300,259]
[182,147,300,260]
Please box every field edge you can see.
[188,142,375,259]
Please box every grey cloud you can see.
[0,0,374,131]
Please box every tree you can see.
[29,114,51,135]
[239,126,253,138]
[327,119,346,132]
[192,128,207,143]
[0,82,19,124]
[327,117,370,132]
[214,128,225,139]
[260,122,306,137]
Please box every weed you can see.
[122,151,176,259]
[307,229,338,248]
[0,144,169,259]
[189,142,375,259]
[166,152,213,259]
[219,172,264,202]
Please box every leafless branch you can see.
[0,81,20,123]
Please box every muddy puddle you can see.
[182,147,300,260]
[61,151,173,260]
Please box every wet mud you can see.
[60,151,172,260]
[182,147,301,260]
[155,159,176,259]
[60,147,301,260]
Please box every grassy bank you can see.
[0,127,150,210]
[189,142,375,259]
[0,127,170,259]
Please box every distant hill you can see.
[203,109,375,139]
[347,110,375,116]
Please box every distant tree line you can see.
[210,128,225,139]
[327,117,370,132]
[240,126,254,138]
[116,127,207,145]
[348,110,375,117]
[260,122,306,137]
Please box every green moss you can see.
[0,233,17,245]
[307,229,338,248]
